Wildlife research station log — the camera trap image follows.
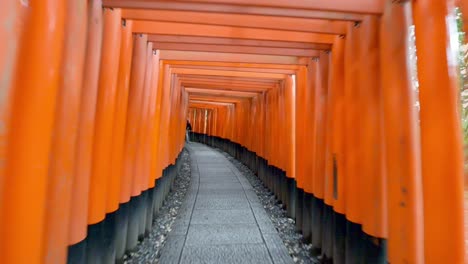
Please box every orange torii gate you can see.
[0,1,466,264]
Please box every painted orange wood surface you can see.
[413,0,465,262]
[88,7,122,224]
[69,0,103,245]
[380,2,424,263]
[359,15,387,239]
[0,1,467,263]
[0,0,66,262]
[44,1,87,262]
[329,36,346,214]
[123,34,147,199]
[110,19,134,209]
[344,23,363,225]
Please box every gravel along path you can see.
[220,151,320,264]
[124,149,191,264]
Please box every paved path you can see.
[159,142,293,264]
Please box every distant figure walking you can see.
[186,120,192,142]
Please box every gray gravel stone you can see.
[124,149,192,264]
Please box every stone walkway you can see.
[159,142,294,264]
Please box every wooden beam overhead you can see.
[103,0,366,20]
[149,35,331,50]
[169,64,297,74]
[122,9,349,34]
[179,80,276,89]
[189,101,235,107]
[133,21,336,44]
[178,76,279,85]
[189,96,248,103]
[187,90,259,98]
[182,84,269,92]
[159,50,308,65]
[172,68,287,79]
[153,42,320,57]
[169,0,384,14]
[180,81,274,90]
[164,60,301,70]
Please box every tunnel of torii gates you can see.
[4,0,468,264]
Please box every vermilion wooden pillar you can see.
[143,47,157,189]
[108,19,134,212]
[303,58,318,197]
[88,7,122,225]
[285,75,296,180]
[413,0,465,263]
[168,71,181,164]
[156,65,172,174]
[134,42,153,195]
[0,0,20,205]
[0,0,66,262]
[0,0,21,245]
[123,33,148,200]
[359,15,387,240]
[295,68,307,194]
[330,36,346,215]
[329,35,346,263]
[149,51,163,187]
[313,51,329,204]
[344,22,362,226]
[44,1,88,262]
[343,21,366,264]
[380,1,424,263]
[69,0,103,247]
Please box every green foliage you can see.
[455,8,468,168]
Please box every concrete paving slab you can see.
[180,244,272,264]
[198,169,233,174]
[158,235,185,264]
[171,221,190,236]
[191,209,256,225]
[199,175,238,182]
[196,188,247,196]
[195,161,228,165]
[263,233,294,264]
[245,189,261,203]
[198,171,235,177]
[194,196,250,210]
[185,224,264,245]
[198,182,244,190]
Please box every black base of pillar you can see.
[333,212,346,264]
[302,192,313,243]
[102,210,117,263]
[67,239,87,264]
[295,188,304,232]
[286,177,296,219]
[145,187,155,236]
[138,191,148,241]
[126,196,139,252]
[85,221,105,263]
[280,172,287,208]
[311,196,323,251]
[322,204,334,259]
[345,221,365,264]
[363,233,387,263]
[115,202,130,263]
